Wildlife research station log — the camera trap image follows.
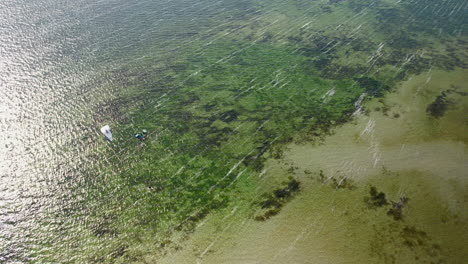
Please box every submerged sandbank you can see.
[155,69,468,264]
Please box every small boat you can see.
[100,125,113,141]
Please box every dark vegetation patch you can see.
[354,77,391,97]
[388,34,421,50]
[289,0,466,83]
[365,186,388,208]
[269,145,284,159]
[204,102,217,111]
[426,90,453,118]
[320,5,332,13]
[400,226,443,263]
[401,226,429,249]
[401,56,434,76]
[370,223,443,263]
[254,177,301,221]
[376,99,392,116]
[364,185,410,221]
[219,109,239,123]
[180,92,200,105]
[375,8,405,33]
[330,176,356,190]
[317,170,356,190]
[403,0,467,36]
[243,141,270,171]
[400,225,444,262]
[175,193,230,232]
[387,196,409,221]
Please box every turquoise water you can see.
[1,0,466,263]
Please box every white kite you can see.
[100,125,113,141]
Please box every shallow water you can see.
[287,69,468,185]
[1,0,467,263]
[158,69,468,264]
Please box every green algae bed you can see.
[36,0,467,263]
[155,68,468,264]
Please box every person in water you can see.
[134,133,145,140]
[134,129,147,140]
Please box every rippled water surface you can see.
[1,0,467,263]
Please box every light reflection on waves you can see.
[0,0,127,262]
[0,0,260,261]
